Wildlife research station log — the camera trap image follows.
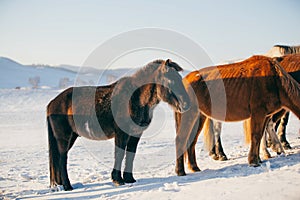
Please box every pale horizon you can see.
[1,0,300,67]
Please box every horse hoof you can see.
[63,185,73,191]
[263,155,271,160]
[123,172,136,183]
[283,143,292,150]
[277,152,282,156]
[176,170,186,176]
[218,155,228,161]
[249,163,260,167]
[111,169,125,186]
[124,178,136,184]
[263,152,272,160]
[124,179,136,184]
[210,154,219,161]
[189,165,201,172]
[113,179,125,186]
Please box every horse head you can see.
[156,59,190,113]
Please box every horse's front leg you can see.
[112,132,129,186]
[213,121,228,161]
[123,135,140,183]
[175,109,200,176]
[248,116,267,167]
[266,118,285,156]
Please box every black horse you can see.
[47,59,190,190]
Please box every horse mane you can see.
[132,60,165,80]
[273,59,300,108]
[131,59,183,80]
[278,53,300,71]
[273,44,300,55]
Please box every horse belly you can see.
[194,79,251,122]
[223,97,251,121]
[198,102,250,121]
[71,115,115,140]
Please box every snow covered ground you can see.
[0,88,300,200]
[0,58,300,199]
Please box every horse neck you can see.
[133,83,160,108]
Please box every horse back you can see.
[47,83,118,140]
[184,56,282,121]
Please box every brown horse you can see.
[174,55,300,176]
[246,54,300,157]
[47,59,190,190]
[206,53,300,161]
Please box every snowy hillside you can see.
[0,57,76,89]
[0,57,134,89]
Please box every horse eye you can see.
[168,79,174,85]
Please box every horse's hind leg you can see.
[265,118,285,156]
[49,117,77,191]
[48,118,62,188]
[205,119,218,160]
[204,120,227,161]
[260,130,271,160]
[213,122,227,161]
[275,111,292,149]
[123,136,140,183]
[56,139,72,190]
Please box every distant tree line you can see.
[27,76,96,89]
[28,76,40,89]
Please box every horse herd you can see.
[47,45,300,190]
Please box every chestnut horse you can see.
[205,53,300,161]
[47,59,190,190]
[246,54,300,157]
[174,55,300,176]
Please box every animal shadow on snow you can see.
[20,151,300,200]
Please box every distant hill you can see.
[0,57,134,89]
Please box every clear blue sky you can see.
[0,0,299,66]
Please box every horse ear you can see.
[162,59,171,73]
[165,59,183,72]
[165,59,172,66]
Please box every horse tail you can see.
[47,116,61,187]
[273,60,300,119]
[244,119,251,144]
[203,118,215,152]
